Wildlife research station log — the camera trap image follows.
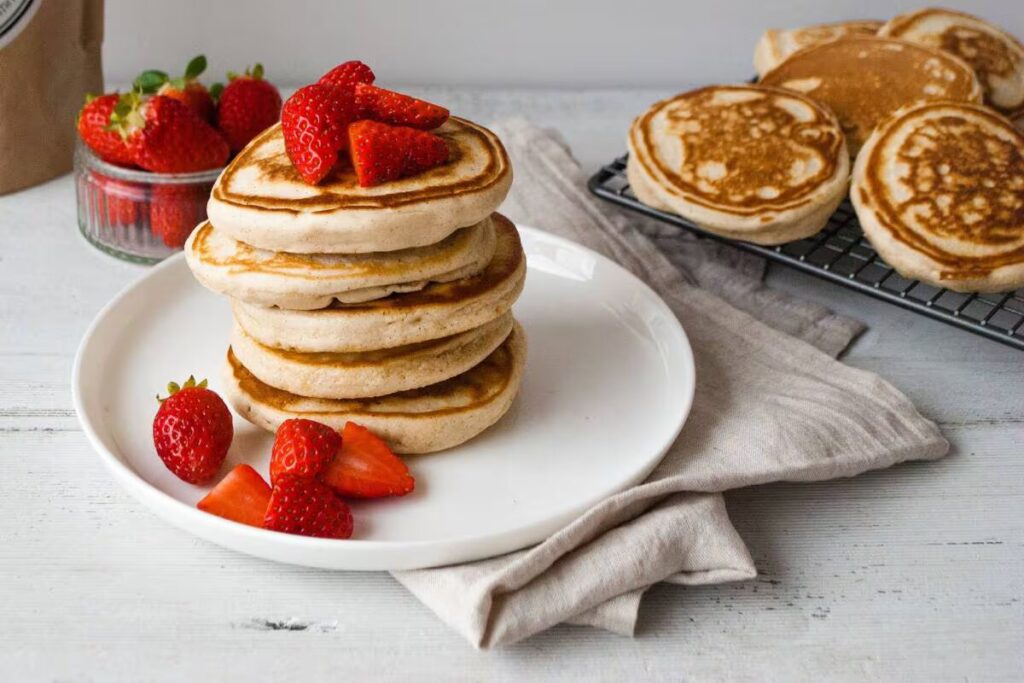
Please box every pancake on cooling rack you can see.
[851,101,1024,293]
[627,84,849,245]
[753,19,883,77]
[759,36,982,155]
[880,8,1024,113]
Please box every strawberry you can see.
[93,173,141,226]
[197,464,272,527]
[318,60,375,92]
[152,376,233,485]
[320,422,414,498]
[109,93,229,173]
[354,83,449,130]
[263,476,354,539]
[135,55,215,122]
[215,63,282,152]
[281,83,359,184]
[150,184,206,247]
[270,418,341,485]
[77,93,136,167]
[347,120,449,187]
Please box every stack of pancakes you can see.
[186,117,527,454]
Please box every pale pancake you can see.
[232,213,525,352]
[1010,105,1024,131]
[880,8,1024,112]
[760,37,983,155]
[185,216,496,310]
[224,322,527,454]
[754,20,883,76]
[207,117,513,254]
[230,312,513,399]
[851,102,1024,292]
[627,85,849,244]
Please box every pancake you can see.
[880,8,1024,112]
[851,102,1024,293]
[627,85,849,245]
[1011,105,1024,131]
[754,20,883,76]
[760,36,983,155]
[232,213,525,352]
[185,216,496,310]
[207,117,513,254]
[224,322,527,454]
[230,312,513,399]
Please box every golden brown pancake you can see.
[880,8,1024,111]
[851,101,1024,292]
[223,322,527,454]
[627,85,849,244]
[207,117,512,254]
[754,20,884,76]
[760,36,983,154]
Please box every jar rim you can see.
[75,139,224,184]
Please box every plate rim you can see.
[72,224,695,569]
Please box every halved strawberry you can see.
[264,476,354,539]
[197,464,272,527]
[318,60,375,92]
[270,418,341,485]
[281,83,359,184]
[354,83,449,130]
[347,120,449,187]
[320,422,414,498]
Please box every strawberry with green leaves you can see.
[215,63,282,152]
[77,93,137,166]
[134,55,215,123]
[152,376,233,485]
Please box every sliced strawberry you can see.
[270,418,341,485]
[318,60,375,92]
[281,83,359,184]
[347,120,450,187]
[264,476,354,539]
[320,422,414,498]
[197,464,272,527]
[354,83,449,130]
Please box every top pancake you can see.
[760,36,983,155]
[851,101,1024,292]
[627,84,848,242]
[206,117,513,254]
[754,19,883,76]
[880,8,1024,112]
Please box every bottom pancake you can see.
[223,322,527,454]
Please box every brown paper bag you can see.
[0,0,104,195]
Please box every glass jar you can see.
[74,140,223,264]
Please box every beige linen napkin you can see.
[393,119,949,648]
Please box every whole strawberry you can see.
[77,93,137,167]
[264,476,354,539]
[110,93,229,173]
[152,376,233,485]
[318,60,375,92]
[150,184,206,247]
[134,55,215,123]
[94,174,142,226]
[281,83,359,184]
[215,64,282,152]
[270,418,341,485]
[348,120,450,187]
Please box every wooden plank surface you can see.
[0,89,1021,681]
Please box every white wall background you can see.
[103,0,1023,88]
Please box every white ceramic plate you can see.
[73,226,695,570]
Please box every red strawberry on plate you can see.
[110,93,229,173]
[348,120,449,187]
[321,422,415,498]
[150,184,206,248]
[281,83,359,184]
[270,418,341,485]
[77,93,137,167]
[354,83,449,130]
[152,376,233,484]
[264,476,354,539]
[318,60,375,92]
[134,55,215,123]
[215,63,282,152]
[197,464,272,527]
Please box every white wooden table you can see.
[2,89,1021,681]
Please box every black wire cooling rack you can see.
[588,155,1024,351]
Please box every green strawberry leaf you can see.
[209,82,224,101]
[250,63,264,80]
[185,54,207,81]
[134,70,168,94]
